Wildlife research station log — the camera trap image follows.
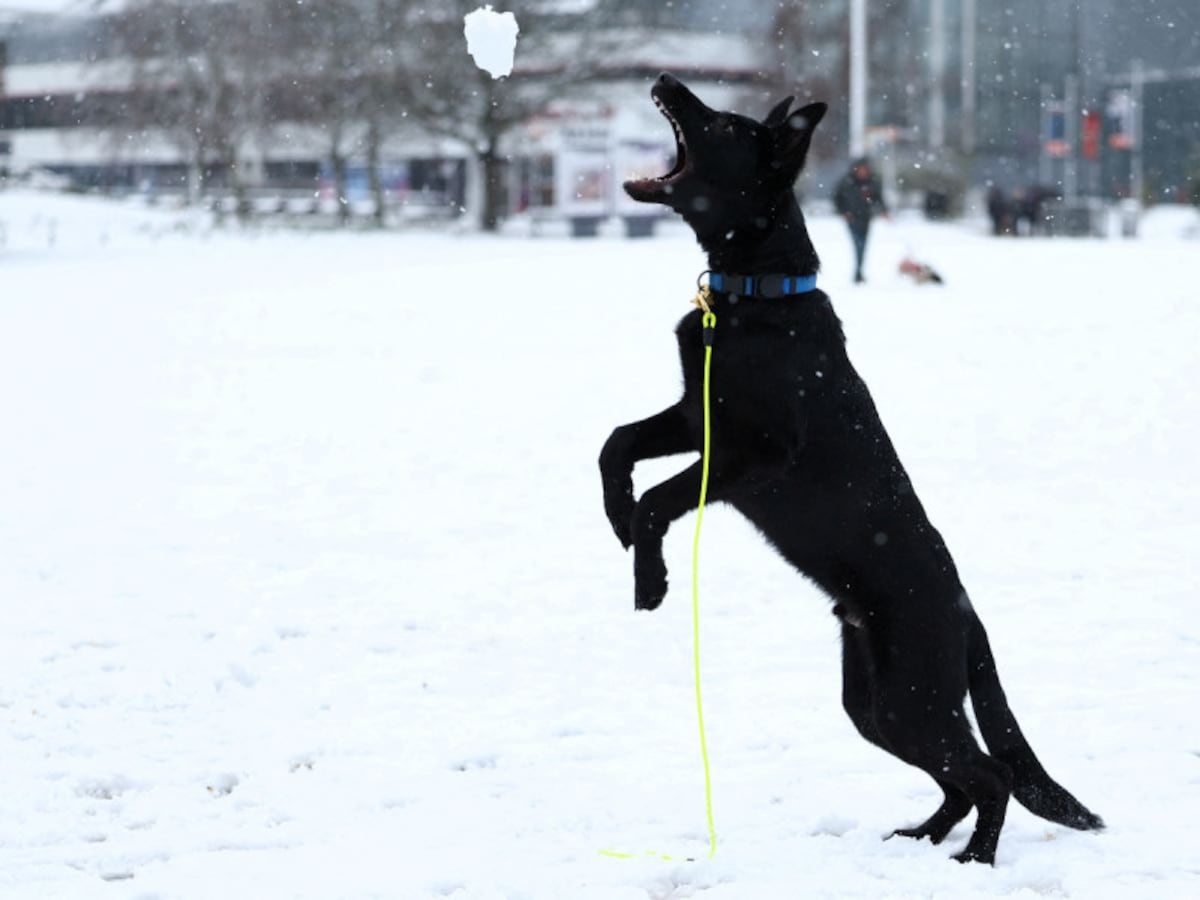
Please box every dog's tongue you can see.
[623,178,667,203]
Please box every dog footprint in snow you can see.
[206,773,239,797]
[288,754,316,773]
[215,663,258,690]
[810,814,857,837]
[71,639,119,652]
[450,753,498,772]
[76,774,138,800]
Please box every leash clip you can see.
[693,272,716,346]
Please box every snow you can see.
[463,6,520,80]
[1,191,1199,898]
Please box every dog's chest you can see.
[675,310,817,449]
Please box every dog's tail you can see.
[966,612,1105,831]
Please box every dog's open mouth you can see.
[623,90,688,202]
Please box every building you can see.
[0,1,764,225]
[3,1,1197,220]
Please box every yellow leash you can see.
[601,287,719,863]
[692,291,719,859]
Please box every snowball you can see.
[463,6,519,80]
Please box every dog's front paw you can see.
[634,552,668,610]
[888,826,944,845]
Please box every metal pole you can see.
[0,40,9,185]
[929,0,945,152]
[961,0,976,155]
[1130,58,1144,208]
[1039,83,1052,187]
[1064,72,1078,200]
[849,0,867,158]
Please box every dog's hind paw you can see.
[951,846,996,866]
[888,825,947,846]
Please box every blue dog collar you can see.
[704,271,818,298]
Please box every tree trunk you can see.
[332,150,350,227]
[366,119,386,229]
[229,158,252,225]
[479,139,506,232]
[187,152,205,208]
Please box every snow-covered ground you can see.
[2,191,1199,899]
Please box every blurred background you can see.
[1,0,1197,235]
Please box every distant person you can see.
[1011,187,1030,235]
[1013,186,1055,237]
[1027,185,1057,236]
[986,184,1015,236]
[834,157,889,283]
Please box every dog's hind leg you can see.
[880,720,1010,863]
[936,749,1011,864]
[869,641,1013,864]
[840,621,974,846]
[889,785,973,845]
[838,620,888,750]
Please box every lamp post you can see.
[0,39,9,184]
[849,0,867,158]
[929,0,945,152]
[961,0,976,156]
[1129,58,1144,208]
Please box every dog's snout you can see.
[656,72,680,89]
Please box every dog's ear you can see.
[771,101,827,177]
[762,95,794,128]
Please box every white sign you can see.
[558,150,610,217]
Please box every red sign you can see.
[1082,111,1101,160]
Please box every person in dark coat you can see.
[833,156,889,283]
[986,184,1015,236]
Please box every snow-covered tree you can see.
[393,0,618,231]
[113,0,276,218]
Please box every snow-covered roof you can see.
[2,58,130,94]
[1,1,96,16]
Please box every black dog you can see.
[599,74,1102,865]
